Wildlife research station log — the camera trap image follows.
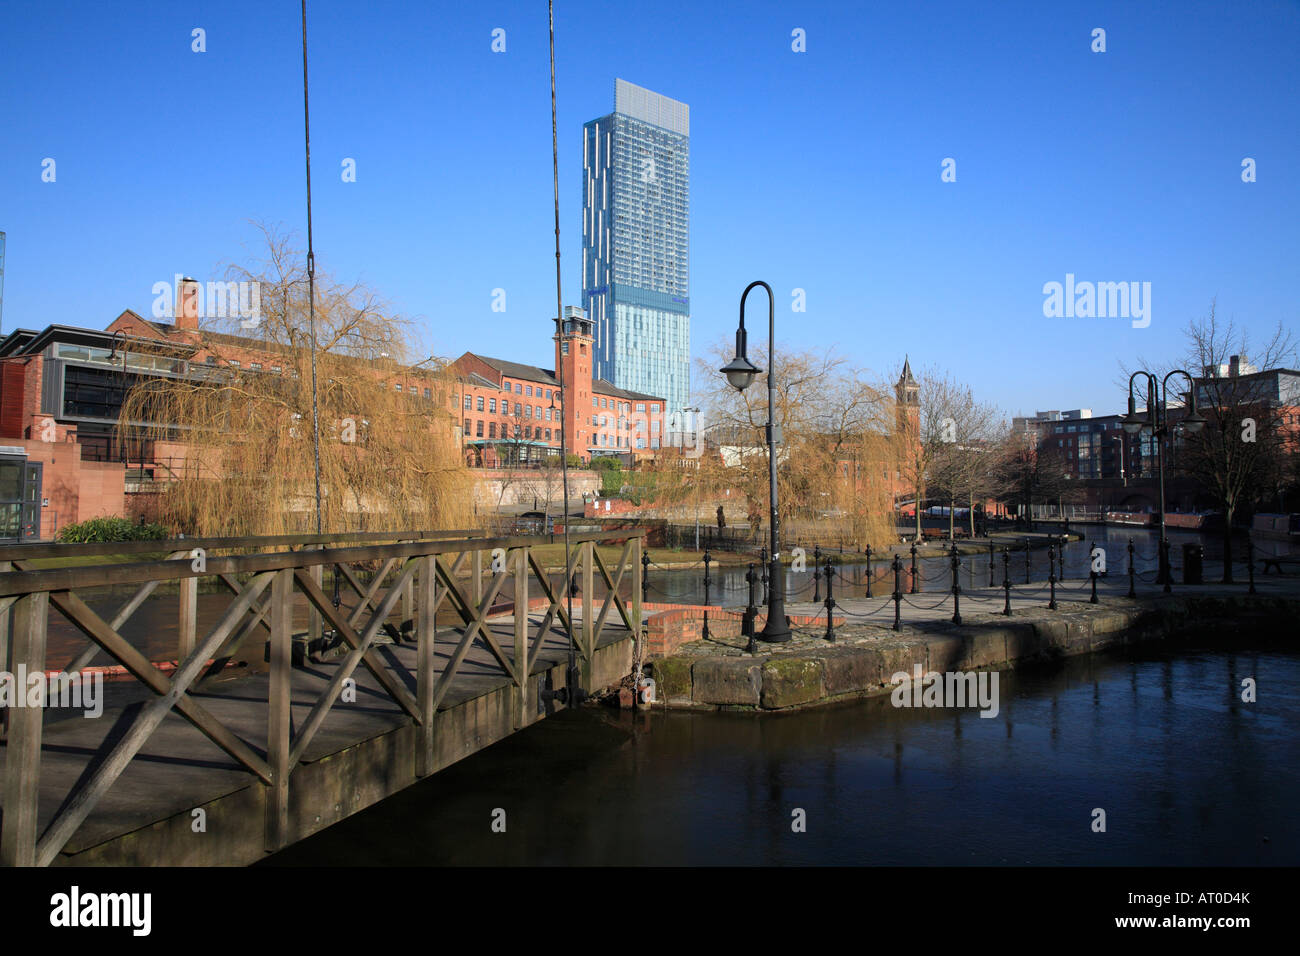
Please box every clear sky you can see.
[1,0,1296,420]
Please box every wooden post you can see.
[179,574,198,661]
[581,541,594,671]
[1,591,49,867]
[631,535,642,654]
[416,554,436,777]
[472,549,483,606]
[265,568,293,852]
[513,547,529,729]
[308,561,323,646]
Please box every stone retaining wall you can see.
[646,595,1296,712]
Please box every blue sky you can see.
[2,0,1296,419]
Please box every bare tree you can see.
[1171,303,1295,581]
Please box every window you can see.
[229,360,240,368]
[489,422,496,438]
[489,398,497,413]
[395,383,403,392]
[515,384,522,394]
[205,356,217,365]
[464,418,470,433]
[545,429,551,440]
[250,363,262,371]
[545,389,552,399]
[562,341,569,355]
[525,426,532,438]
[592,397,598,408]
[423,388,431,399]
[601,397,607,408]
[525,405,532,418]
[535,405,541,418]
[476,421,484,437]
[476,396,484,411]
[636,403,645,412]
[515,402,522,416]
[525,386,532,396]
[503,381,510,392]
[464,395,472,410]
[272,366,282,374]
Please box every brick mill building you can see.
[0,289,666,541]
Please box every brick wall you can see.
[642,602,844,658]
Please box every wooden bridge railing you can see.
[0,529,644,866]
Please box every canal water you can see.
[261,640,1299,866]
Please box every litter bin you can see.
[1182,543,1203,585]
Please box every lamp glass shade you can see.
[720,355,760,392]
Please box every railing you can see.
[0,528,643,866]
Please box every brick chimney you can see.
[176,276,201,330]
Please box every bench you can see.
[1260,555,1300,574]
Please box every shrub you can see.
[57,516,171,544]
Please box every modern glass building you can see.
[582,79,690,417]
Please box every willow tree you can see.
[119,226,474,536]
[693,343,898,552]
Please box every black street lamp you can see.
[720,280,790,642]
[1122,369,1206,591]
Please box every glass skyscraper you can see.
[582,79,690,417]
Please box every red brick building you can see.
[452,308,667,467]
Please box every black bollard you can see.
[1127,538,1136,599]
[950,542,962,625]
[988,542,995,588]
[760,547,769,603]
[1002,548,1012,616]
[743,564,758,652]
[1048,542,1058,610]
[824,558,836,642]
[641,551,650,601]
[1161,538,1172,595]
[864,544,873,598]
[892,554,903,631]
[1025,537,1031,583]
[702,549,712,592]
[1086,541,1097,600]
[910,540,919,594]
[813,545,822,603]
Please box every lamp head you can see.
[720,326,759,391]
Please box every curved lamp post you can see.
[720,280,791,642]
[1122,369,1206,591]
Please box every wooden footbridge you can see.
[0,529,643,866]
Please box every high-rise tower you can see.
[581,79,690,417]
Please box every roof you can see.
[898,356,918,388]
[465,353,665,403]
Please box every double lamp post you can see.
[1122,369,1205,592]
